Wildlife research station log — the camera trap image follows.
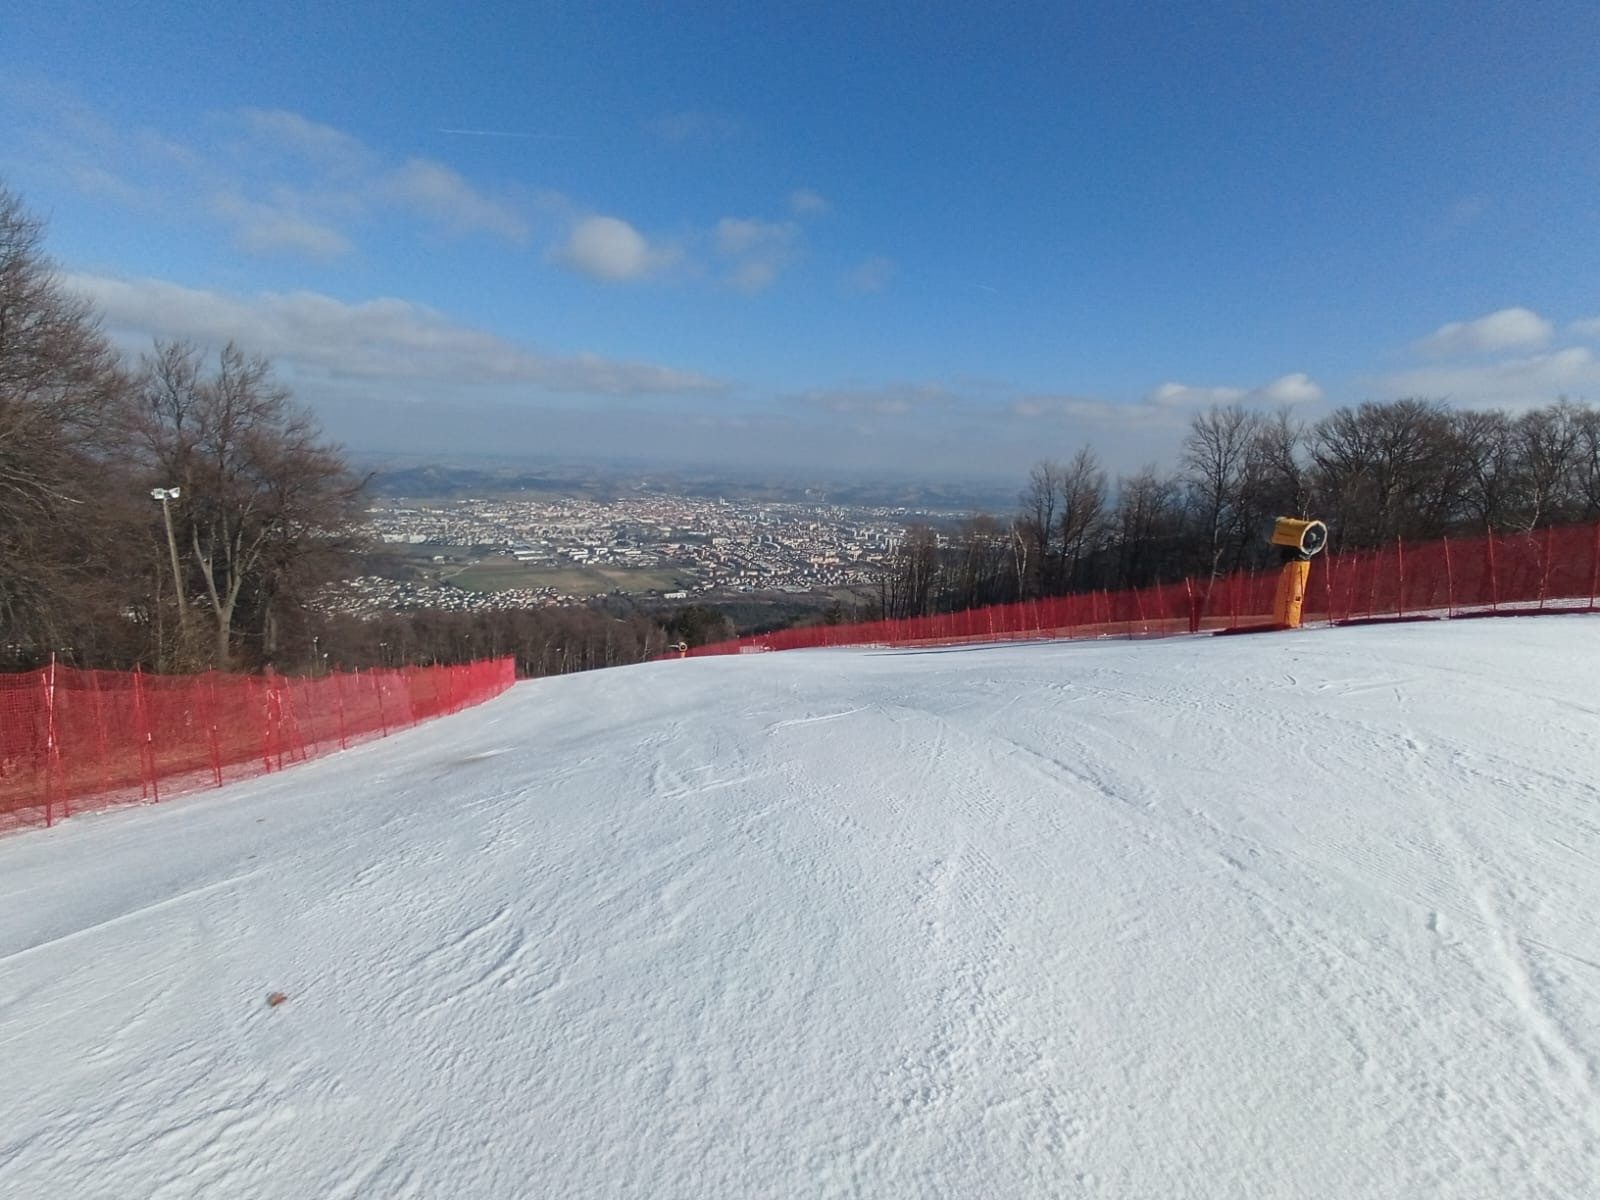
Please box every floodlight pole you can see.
[152,487,188,636]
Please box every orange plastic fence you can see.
[682,521,1600,658]
[0,657,517,834]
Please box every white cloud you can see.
[210,193,353,259]
[62,164,155,210]
[239,108,371,171]
[64,273,723,396]
[845,255,895,294]
[1009,395,1132,422]
[556,215,678,282]
[714,217,801,292]
[789,188,830,216]
[1011,372,1323,434]
[1569,316,1600,340]
[1145,381,1248,408]
[379,158,529,242]
[1255,373,1325,405]
[795,383,956,417]
[1145,372,1323,409]
[1372,347,1600,409]
[714,217,793,256]
[1416,306,1553,356]
[18,93,534,256]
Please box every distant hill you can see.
[360,458,1017,512]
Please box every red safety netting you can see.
[675,521,1600,659]
[0,657,517,834]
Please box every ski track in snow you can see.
[3,619,1600,1197]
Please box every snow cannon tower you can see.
[1268,517,1327,629]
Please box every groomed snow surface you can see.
[3,621,1599,1198]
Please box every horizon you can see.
[4,2,1598,477]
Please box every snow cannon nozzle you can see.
[1268,517,1327,562]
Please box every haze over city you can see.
[4,1,1597,480]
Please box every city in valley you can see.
[321,492,950,618]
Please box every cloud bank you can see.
[65,273,724,397]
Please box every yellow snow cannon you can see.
[1268,517,1327,629]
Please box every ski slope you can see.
[2,620,1598,1198]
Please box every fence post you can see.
[90,669,111,798]
[254,674,273,774]
[296,676,318,760]
[42,658,57,826]
[1590,521,1600,609]
[1395,536,1405,619]
[271,670,288,769]
[1367,546,1380,619]
[1487,527,1499,612]
[205,674,223,788]
[133,665,159,803]
[373,669,389,737]
[1443,536,1455,617]
[1539,525,1553,610]
[334,669,349,750]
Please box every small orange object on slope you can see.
[266,992,289,1008]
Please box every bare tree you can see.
[127,340,364,669]
[948,514,1014,610]
[879,525,943,618]
[1112,466,1184,588]
[1182,404,1263,576]
[1514,403,1581,530]
[1018,459,1062,595]
[1250,408,1311,519]
[1573,406,1600,519]
[0,184,141,662]
[1454,409,1521,530]
[1008,518,1031,601]
[1057,446,1107,589]
[1310,398,1458,547]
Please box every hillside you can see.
[2,620,1598,1197]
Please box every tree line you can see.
[0,182,703,676]
[879,397,1600,619]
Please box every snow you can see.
[3,619,1599,1198]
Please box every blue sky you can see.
[4,1,1598,482]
